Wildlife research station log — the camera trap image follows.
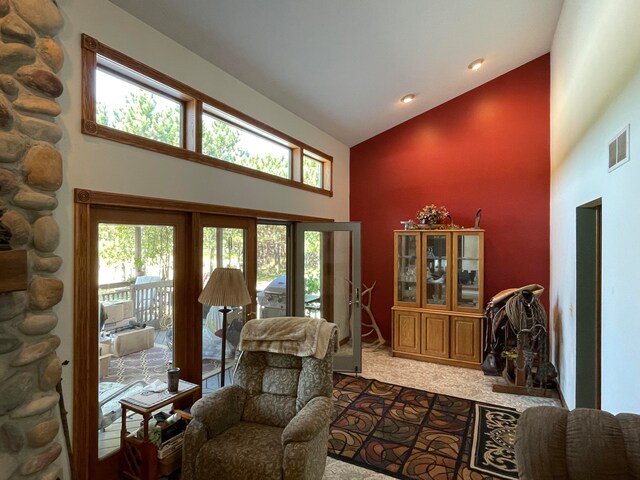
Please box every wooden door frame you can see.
[75,204,189,478]
[73,189,329,478]
[576,199,602,409]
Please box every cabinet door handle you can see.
[355,287,361,308]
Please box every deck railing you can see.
[99,280,174,328]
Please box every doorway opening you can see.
[575,199,602,409]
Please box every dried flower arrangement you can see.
[416,204,449,225]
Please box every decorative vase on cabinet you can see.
[392,229,485,368]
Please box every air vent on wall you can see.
[608,124,630,172]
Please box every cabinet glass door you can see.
[423,233,450,309]
[395,232,420,306]
[453,232,483,312]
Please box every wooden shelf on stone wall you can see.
[0,250,28,293]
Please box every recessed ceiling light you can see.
[468,58,484,71]
[400,94,415,104]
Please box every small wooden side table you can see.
[119,380,200,480]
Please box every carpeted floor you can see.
[329,373,519,480]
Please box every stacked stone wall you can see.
[0,0,65,479]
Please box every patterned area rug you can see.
[102,345,173,384]
[330,373,520,480]
[102,345,221,385]
[470,404,519,479]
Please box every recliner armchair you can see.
[182,328,334,480]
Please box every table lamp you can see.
[198,268,251,386]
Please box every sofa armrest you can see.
[515,406,568,480]
[191,384,247,437]
[282,396,332,447]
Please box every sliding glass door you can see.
[98,221,177,458]
[199,216,256,393]
[87,207,187,477]
[256,222,291,319]
[294,222,362,373]
[76,196,343,477]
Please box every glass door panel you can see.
[97,223,175,459]
[394,232,420,307]
[256,223,289,319]
[201,226,247,392]
[454,233,482,311]
[423,233,450,309]
[295,222,361,373]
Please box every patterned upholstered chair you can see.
[182,328,334,480]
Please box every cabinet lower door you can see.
[393,310,420,354]
[450,316,481,363]
[421,314,449,358]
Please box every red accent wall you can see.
[350,54,550,342]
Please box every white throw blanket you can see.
[239,317,339,359]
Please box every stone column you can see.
[0,0,65,479]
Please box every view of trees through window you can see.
[96,70,182,147]
[257,224,287,288]
[303,155,322,188]
[98,224,174,284]
[202,227,245,275]
[202,114,290,179]
[98,222,320,298]
[95,69,294,180]
[304,231,321,296]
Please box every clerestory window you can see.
[96,67,183,148]
[202,110,291,180]
[81,34,333,196]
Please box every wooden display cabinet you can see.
[392,229,484,369]
[393,310,420,354]
[422,313,449,358]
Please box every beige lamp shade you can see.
[198,267,251,307]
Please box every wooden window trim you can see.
[81,34,333,197]
[74,188,332,222]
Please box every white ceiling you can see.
[109,0,564,147]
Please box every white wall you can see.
[551,0,640,412]
[54,0,350,468]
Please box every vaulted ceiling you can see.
[109,0,564,146]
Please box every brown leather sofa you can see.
[514,406,640,479]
